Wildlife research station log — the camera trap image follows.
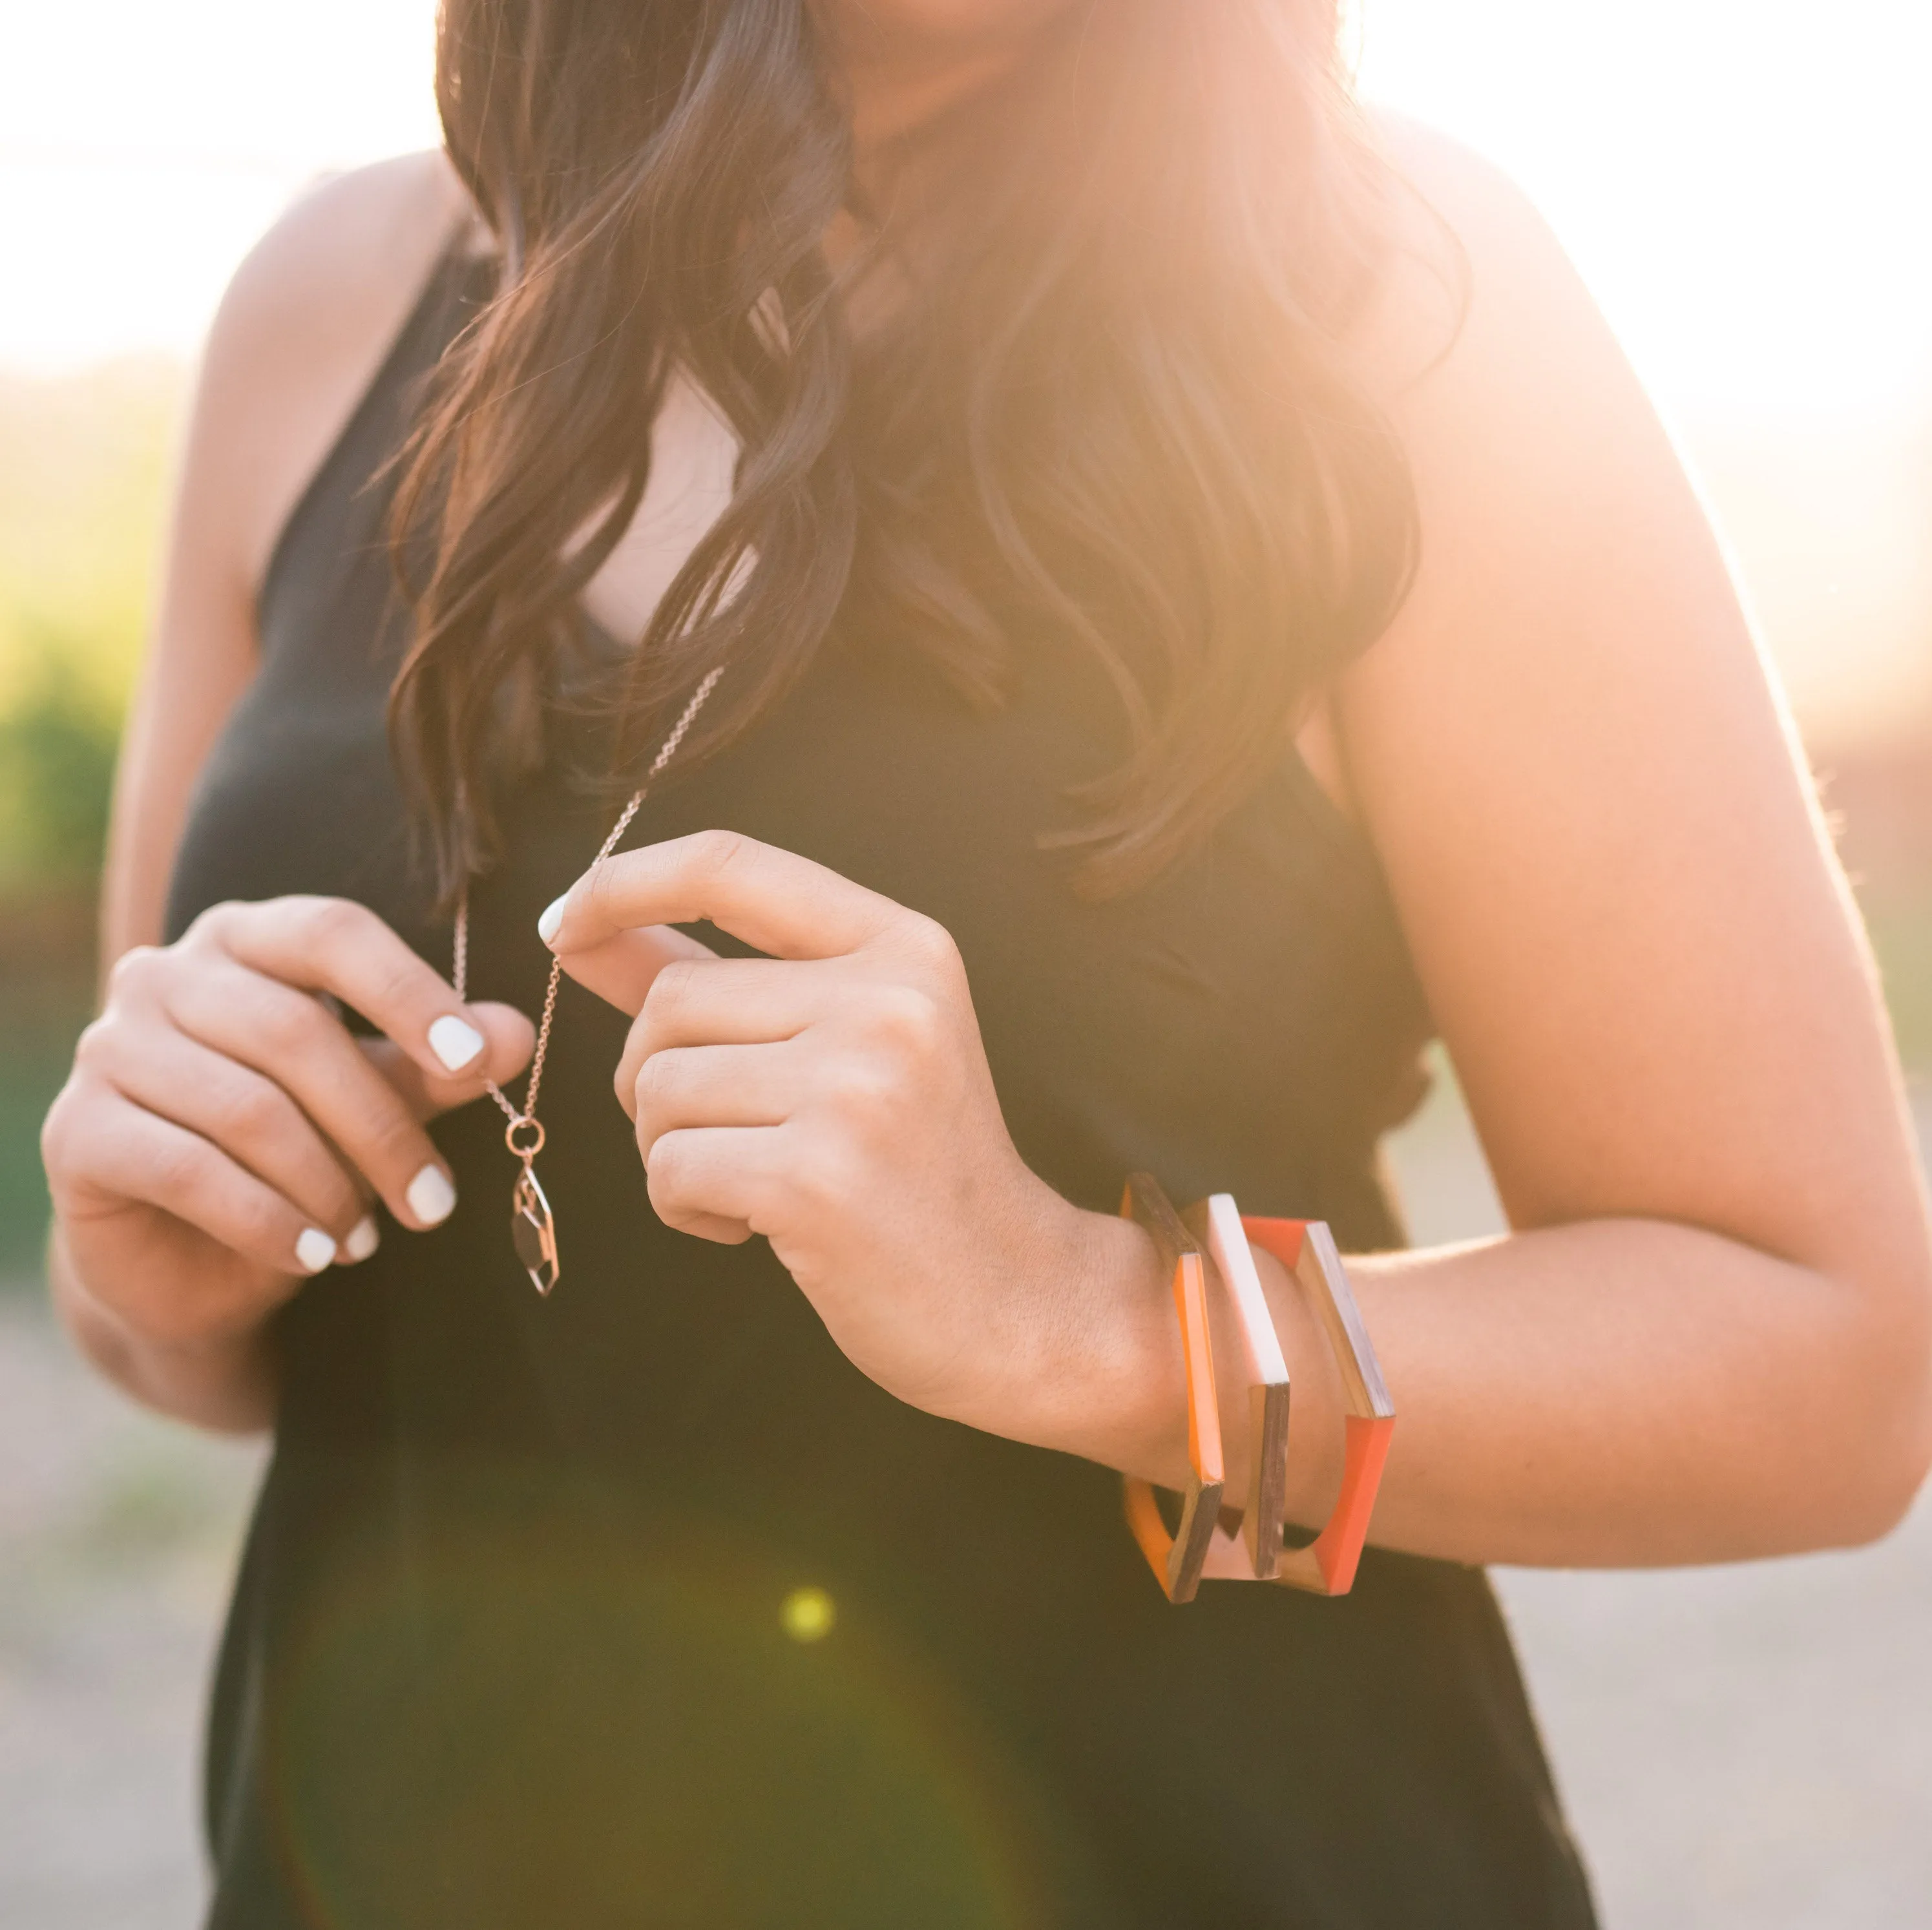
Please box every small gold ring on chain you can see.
[505,1116,547,1160]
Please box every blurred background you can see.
[2,2,1929,1924]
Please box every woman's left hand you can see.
[541,830,1174,1457]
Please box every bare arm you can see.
[46,154,521,1433]
[98,152,470,972]
[1279,122,1931,1562]
[540,128,1932,1568]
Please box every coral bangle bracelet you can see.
[1118,1175,1226,1603]
[1120,1179,1396,1602]
[1237,1214,1396,1595]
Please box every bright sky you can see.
[6,0,1930,420]
[1360,0,1932,423]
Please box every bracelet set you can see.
[1118,1173,1395,1604]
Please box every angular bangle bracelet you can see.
[1184,1193,1291,1579]
[1227,1216,1395,1597]
[1118,1174,1225,1603]
[1120,1190,1396,1601]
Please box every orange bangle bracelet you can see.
[1185,1191,1292,1580]
[1118,1175,1225,1603]
[1120,1179,1396,1601]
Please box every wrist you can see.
[1011,1202,1193,1483]
[1000,1200,1353,1514]
[49,1226,278,1433]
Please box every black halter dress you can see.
[168,247,1597,1930]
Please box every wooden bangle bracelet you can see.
[1118,1175,1224,1603]
[1120,1183,1396,1601]
[1186,1193,1291,1579]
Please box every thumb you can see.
[551,921,719,1019]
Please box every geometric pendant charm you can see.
[510,1164,561,1297]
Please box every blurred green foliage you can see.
[0,357,180,872]
[0,627,123,888]
[0,359,183,1274]
[1860,890,1932,1073]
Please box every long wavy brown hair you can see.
[390,0,1420,899]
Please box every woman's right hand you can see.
[41,896,534,1369]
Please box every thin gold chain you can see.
[452,667,724,1136]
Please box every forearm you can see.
[1042,1210,1932,1570]
[1342,1217,1929,1566]
[48,1223,278,1436]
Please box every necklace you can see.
[452,667,724,1295]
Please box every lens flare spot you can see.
[780,1585,835,1642]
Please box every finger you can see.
[360,1002,536,1121]
[544,830,910,966]
[83,1023,374,1252]
[59,1089,349,1281]
[658,1206,753,1245]
[162,962,461,1232]
[613,957,837,1097]
[644,1124,788,1244]
[197,896,516,1086]
[549,922,718,1020]
[628,1040,801,1140]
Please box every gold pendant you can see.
[511,1163,561,1296]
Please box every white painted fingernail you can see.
[428,1014,486,1072]
[407,1164,457,1228]
[295,1227,337,1274]
[537,896,567,947]
[342,1215,381,1264]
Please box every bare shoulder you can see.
[1337,112,1728,712]
[1369,109,1548,247]
[1334,116,1741,834]
[101,152,478,960]
[1297,116,1632,815]
[215,149,471,358]
[1352,110,1632,442]
[193,149,476,593]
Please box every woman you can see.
[41,1,1932,1924]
